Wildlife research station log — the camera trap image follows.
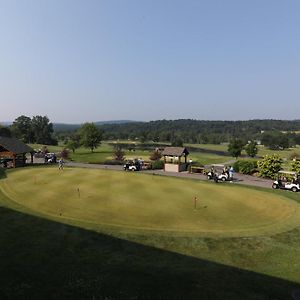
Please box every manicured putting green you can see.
[1,167,300,237]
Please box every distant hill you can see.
[0,122,12,126]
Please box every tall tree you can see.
[228,139,244,159]
[31,116,55,144]
[79,123,102,152]
[11,115,33,142]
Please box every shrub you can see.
[257,154,282,179]
[114,147,125,161]
[149,150,162,161]
[60,148,69,159]
[233,160,258,175]
[291,159,300,173]
[151,160,164,170]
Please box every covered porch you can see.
[162,147,190,172]
[0,136,34,168]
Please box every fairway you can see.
[1,167,300,237]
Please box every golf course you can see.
[0,167,300,299]
[1,167,300,237]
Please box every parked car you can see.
[272,171,300,192]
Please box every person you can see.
[229,166,234,180]
[58,158,64,170]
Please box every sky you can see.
[0,0,300,123]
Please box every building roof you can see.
[0,136,34,154]
[162,147,189,156]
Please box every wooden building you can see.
[162,147,189,172]
[0,136,34,168]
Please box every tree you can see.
[66,134,80,153]
[257,154,282,179]
[139,131,148,143]
[261,131,289,150]
[79,123,102,152]
[171,137,183,147]
[245,140,258,157]
[0,125,11,137]
[228,139,244,158]
[11,115,33,142]
[31,116,55,144]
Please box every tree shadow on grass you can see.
[0,206,299,300]
[0,168,7,180]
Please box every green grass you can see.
[0,167,300,299]
[2,168,299,237]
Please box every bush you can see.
[257,154,283,179]
[151,160,164,170]
[60,148,69,159]
[233,160,258,175]
[291,159,300,173]
[149,150,162,161]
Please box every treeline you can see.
[99,119,300,145]
[2,117,300,149]
[0,115,57,145]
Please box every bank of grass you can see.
[0,167,300,299]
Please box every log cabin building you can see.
[0,136,34,168]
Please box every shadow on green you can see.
[0,205,299,300]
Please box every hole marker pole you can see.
[194,196,197,210]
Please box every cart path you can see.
[66,162,273,189]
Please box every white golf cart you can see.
[272,171,300,192]
[123,159,142,171]
[207,164,232,182]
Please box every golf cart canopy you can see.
[208,164,225,168]
[278,171,298,176]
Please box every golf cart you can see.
[123,159,142,171]
[207,164,233,182]
[272,171,300,192]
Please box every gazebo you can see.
[0,136,34,168]
[162,147,190,172]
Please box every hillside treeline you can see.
[99,119,300,144]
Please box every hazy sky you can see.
[1,0,300,123]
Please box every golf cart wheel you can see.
[292,187,298,193]
[272,184,279,189]
[131,168,136,171]
[221,177,226,182]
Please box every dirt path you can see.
[66,162,273,189]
